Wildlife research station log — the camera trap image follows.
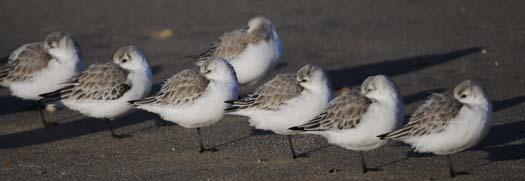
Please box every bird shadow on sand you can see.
[457,119,525,174]
[0,110,161,148]
[476,119,525,161]
[0,96,37,117]
[327,47,483,89]
[0,56,7,64]
[492,95,525,112]
[274,61,288,70]
[150,65,163,76]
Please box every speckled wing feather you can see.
[130,69,210,106]
[0,43,52,84]
[290,93,372,131]
[190,29,264,61]
[378,93,462,140]
[40,63,130,101]
[226,74,303,111]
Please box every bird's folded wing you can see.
[1,43,52,83]
[378,93,462,140]
[40,63,130,101]
[189,29,249,61]
[291,93,372,131]
[131,69,210,106]
[227,74,303,111]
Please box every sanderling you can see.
[188,16,282,85]
[0,32,83,127]
[129,58,238,152]
[40,46,152,138]
[290,75,404,173]
[378,80,492,177]
[226,64,332,158]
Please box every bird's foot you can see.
[363,167,382,174]
[112,133,132,139]
[450,171,469,178]
[199,147,218,153]
[292,153,309,159]
[44,122,59,128]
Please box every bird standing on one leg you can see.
[129,58,238,153]
[378,80,492,178]
[290,75,405,173]
[226,64,332,159]
[39,46,152,138]
[0,32,83,127]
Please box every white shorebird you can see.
[0,32,83,127]
[290,75,404,173]
[225,64,332,158]
[188,16,282,85]
[129,58,238,152]
[40,46,152,138]
[378,80,492,178]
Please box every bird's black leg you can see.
[445,155,468,178]
[447,155,456,177]
[286,135,308,159]
[447,154,457,178]
[104,119,130,139]
[359,151,381,174]
[360,151,368,173]
[196,127,217,153]
[37,100,58,128]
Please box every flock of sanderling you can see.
[0,16,492,178]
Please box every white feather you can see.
[403,102,492,155]
[138,80,236,128]
[9,51,82,100]
[319,95,404,151]
[229,34,281,85]
[62,66,152,119]
[231,86,331,135]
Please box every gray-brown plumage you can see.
[113,46,135,61]
[0,43,52,84]
[378,93,462,140]
[291,92,372,131]
[40,63,130,101]
[226,74,303,111]
[295,64,318,82]
[131,69,210,106]
[189,16,273,61]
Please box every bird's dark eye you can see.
[460,94,467,98]
[206,70,212,73]
[300,79,307,83]
[121,59,128,63]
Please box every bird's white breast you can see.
[140,80,236,128]
[321,99,404,151]
[404,105,492,155]
[63,69,152,119]
[10,55,82,100]
[230,37,280,85]
[242,88,331,135]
